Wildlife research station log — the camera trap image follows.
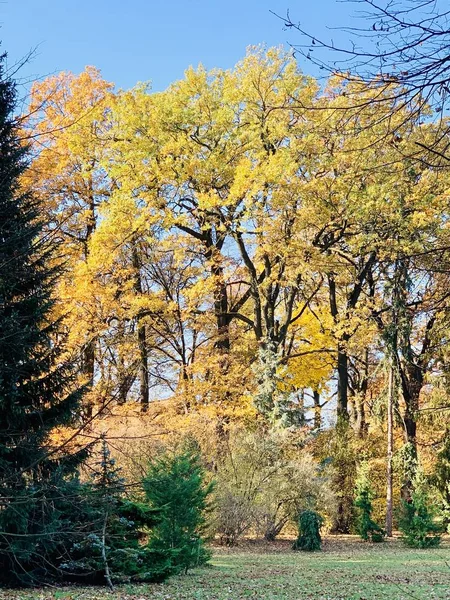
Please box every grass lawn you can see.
[1,537,449,599]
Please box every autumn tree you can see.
[23,68,115,413]
[104,48,336,424]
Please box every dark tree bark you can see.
[348,349,370,437]
[327,253,377,427]
[132,248,150,409]
[80,188,99,416]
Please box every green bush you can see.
[398,483,442,549]
[62,440,173,586]
[292,510,323,551]
[354,465,384,542]
[143,444,213,573]
[432,430,450,532]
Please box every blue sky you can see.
[0,1,355,92]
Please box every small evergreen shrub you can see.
[292,510,323,551]
[64,440,173,586]
[354,465,384,542]
[432,430,450,532]
[143,444,213,573]
[398,486,442,549]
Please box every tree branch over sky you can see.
[278,1,450,161]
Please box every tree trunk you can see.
[82,339,95,417]
[101,509,114,591]
[211,260,231,353]
[132,248,150,409]
[328,273,350,425]
[335,331,351,427]
[401,372,420,451]
[386,363,395,537]
[137,322,149,410]
[354,348,369,437]
[354,394,367,438]
[330,420,355,534]
[81,192,97,417]
[399,378,419,501]
[337,345,349,424]
[210,252,232,439]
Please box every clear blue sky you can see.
[0,0,355,92]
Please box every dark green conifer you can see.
[0,52,85,585]
[143,444,213,573]
[354,466,384,542]
[292,510,323,551]
[64,439,172,586]
[398,477,442,549]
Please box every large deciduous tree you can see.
[23,67,115,413]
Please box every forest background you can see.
[0,0,449,587]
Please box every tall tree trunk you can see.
[399,375,420,500]
[101,509,114,591]
[82,192,97,417]
[328,273,352,533]
[212,262,231,353]
[336,343,349,424]
[328,273,350,424]
[400,372,420,451]
[353,349,369,438]
[132,248,150,410]
[82,339,95,384]
[210,247,232,444]
[137,323,149,410]
[81,339,95,418]
[328,253,376,427]
[330,420,355,534]
[353,393,367,438]
[386,362,395,537]
[399,314,434,498]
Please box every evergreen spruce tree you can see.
[398,473,442,549]
[432,429,450,532]
[64,439,172,587]
[0,52,86,585]
[143,444,213,574]
[354,465,384,542]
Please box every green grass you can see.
[1,537,449,599]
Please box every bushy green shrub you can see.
[63,440,172,586]
[432,430,450,532]
[398,476,442,549]
[143,444,213,573]
[354,465,384,542]
[292,510,323,551]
